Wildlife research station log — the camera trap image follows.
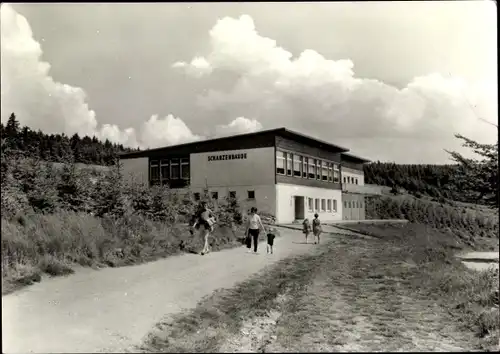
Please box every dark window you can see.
[302,157,308,178]
[355,178,358,185]
[316,160,321,180]
[194,192,200,201]
[328,163,333,182]
[286,152,293,176]
[321,161,328,181]
[308,158,315,179]
[343,176,346,184]
[276,151,285,175]
[247,190,255,199]
[160,159,169,181]
[150,160,159,181]
[229,191,236,199]
[171,158,180,179]
[293,155,301,177]
[344,201,347,209]
[211,191,218,200]
[181,158,190,179]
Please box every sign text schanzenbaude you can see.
[207,153,247,162]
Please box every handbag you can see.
[245,232,252,248]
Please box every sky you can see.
[1,1,497,163]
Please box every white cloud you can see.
[174,14,498,163]
[215,116,263,137]
[0,4,199,150]
[140,114,202,149]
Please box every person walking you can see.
[302,218,311,243]
[312,213,322,244]
[191,201,215,255]
[245,207,266,253]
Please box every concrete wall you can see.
[341,193,366,220]
[341,166,365,185]
[275,183,343,224]
[120,157,148,186]
[190,185,276,216]
[190,147,275,188]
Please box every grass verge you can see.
[1,211,271,295]
[139,223,499,352]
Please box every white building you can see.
[119,128,376,224]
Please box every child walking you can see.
[312,213,322,244]
[302,218,311,243]
[266,232,276,254]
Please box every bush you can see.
[366,195,499,241]
[0,154,262,293]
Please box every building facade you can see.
[119,128,374,224]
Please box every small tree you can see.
[446,134,498,208]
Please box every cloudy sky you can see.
[1,1,497,163]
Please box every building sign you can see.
[208,152,248,161]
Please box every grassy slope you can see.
[1,211,264,295]
[138,224,499,352]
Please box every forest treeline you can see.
[1,113,138,165]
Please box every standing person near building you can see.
[245,207,266,253]
[191,201,215,255]
[312,213,322,244]
[302,218,311,243]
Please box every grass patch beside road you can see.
[139,223,499,352]
[1,211,253,295]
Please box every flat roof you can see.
[341,152,371,163]
[119,127,352,159]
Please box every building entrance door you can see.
[294,196,305,220]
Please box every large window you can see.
[321,161,328,181]
[150,160,159,181]
[333,199,337,212]
[308,158,316,179]
[321,199,326,212]
[293,155,302,177]
[333,164,340,183]
[229,191,236,199]
[247,190,255,199]
[327,199,332,212]
[181,158,190,179]
[276,151,285,175]
[286,153,293,176]
[316,160,321,180]
[308,198,313,211]
[328,163,333,182]
[315,198,320,211]
[302,157,308,178]
[171,158,180,179]
[160,159,169,183]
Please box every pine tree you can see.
[446,134,499,208]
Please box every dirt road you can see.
[2,227,331,353]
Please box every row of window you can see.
[343,176,360,185]
[344,200,364,209]
[307,198,338,213]
[194,190,255,201]
[150,158,190,182]
[276,151,340,183]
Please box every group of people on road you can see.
[190,200,322,256]
[302,214,322,244]
[189,202,275,256]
